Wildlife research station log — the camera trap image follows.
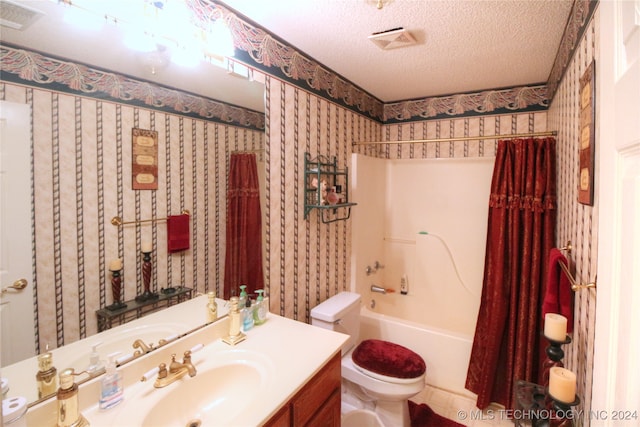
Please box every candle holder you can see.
[542,335,571,387]
[135,250,158,302]
[547,392,580,427]
[106,268,127,311]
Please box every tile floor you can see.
[412,385,515,426]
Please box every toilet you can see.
[310,292,426,427]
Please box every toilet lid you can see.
[352,339,426,379]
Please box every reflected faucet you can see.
[132,339,154,356]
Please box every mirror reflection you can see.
[0,0,266,405]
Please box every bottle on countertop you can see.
[99,352,123,410]
[36,347,57,399]
[242,297,254,331]
[238,285,248,309]
[253,289,268,325]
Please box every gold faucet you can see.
[152,350,197,388]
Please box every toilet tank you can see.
[310,292,361,354]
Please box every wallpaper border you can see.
[0,44,265,131]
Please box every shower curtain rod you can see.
[352,130,557,146]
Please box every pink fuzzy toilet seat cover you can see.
[352,339,426,379]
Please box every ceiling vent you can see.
[0,0,44,31]
[368,27,416,50]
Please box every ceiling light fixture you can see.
[55,0,235,72]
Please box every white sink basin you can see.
[142,362,264,426]
[110,348,274,427]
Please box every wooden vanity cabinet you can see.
[264,351,341,426]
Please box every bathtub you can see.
[358,303,475,398]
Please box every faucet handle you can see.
[157,363,168,379]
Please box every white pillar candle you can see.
[549,367,576,403]
[109,258,122,271]
[544,313,567,341]
[141,241,153,253]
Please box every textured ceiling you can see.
[0,0,574,110]
[222,0,574,102]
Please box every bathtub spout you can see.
[370,284,387,294]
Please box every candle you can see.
[549,367,576,403]
[109,258,122,271]
[141,241,153,253]
[544,313,568,341]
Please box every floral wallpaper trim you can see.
[383,85,549,122]
[546,0,598,100]
[205,0,385,121]
[0,44,265,131]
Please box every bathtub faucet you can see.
[370,284,387,294]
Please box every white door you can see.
[0,100,35,366]
[592,1,640,423]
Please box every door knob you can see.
[1,278,28,294]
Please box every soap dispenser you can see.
[56,369,89,427]
[206,291,218,322]
[36,347,57,399]
[242,297,254,331]
[100,352,123,410]
[86,342,103,375]
[238,284,248,308]
[253,289,267,325]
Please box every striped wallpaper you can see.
[548,9,599,425]
[1,82,263,351]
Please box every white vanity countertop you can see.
[27,312,348,426]
[3,294,228,404]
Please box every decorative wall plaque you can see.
[132,128,158,190]
[578,61,595,206]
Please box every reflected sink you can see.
[64,323,184,372]
[140,351,272,426]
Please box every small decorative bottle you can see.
[36,348,57,399]
[206,291,218,323]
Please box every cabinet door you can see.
[292,353,341,426]
[305,389,341,427]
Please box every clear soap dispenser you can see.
[86,342,103,375]
[238,284,248,308]
[99,352,123,410]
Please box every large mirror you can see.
[0,0,265,405]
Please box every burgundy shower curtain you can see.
[224,153,264,299]
[465,137,556,410]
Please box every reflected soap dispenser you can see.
[36,346,57,399]
[99,353,123,410]
[86,342,103,375]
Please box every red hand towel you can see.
[167,214,190,253]
[542,248,574,333]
